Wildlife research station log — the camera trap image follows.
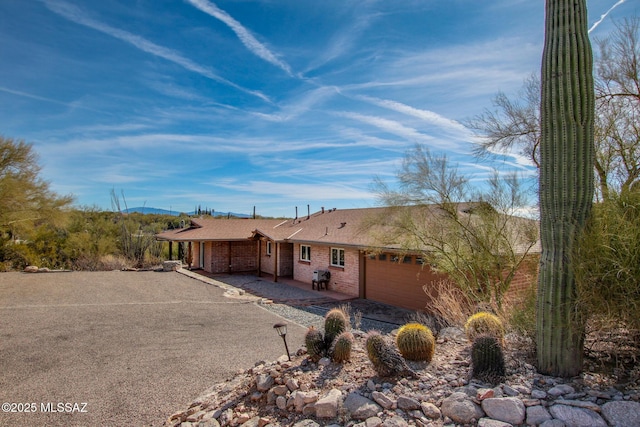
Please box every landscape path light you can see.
[273,322,291,361]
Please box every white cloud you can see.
[186,0,293,76]
[42,0,269,102]
[589,0,627,33]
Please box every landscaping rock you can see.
[420,401,440,420]
[255,374,274,392]
[371,391,394,410]
[481,396,526,425]
[314,388,342,419]
[441,391,484,424]
[381,415,408,427]
[396,395,420,411]
[344,392,382,420]
[526,405,553,425]
[549,404,608,427]
[477,418,512,427]
[601,401,640,427]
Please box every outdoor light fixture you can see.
[273,322,291,361]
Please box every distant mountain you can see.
[122,207,251,218]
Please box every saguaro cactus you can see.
[537,0,595,376]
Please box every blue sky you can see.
[0,0,636,217]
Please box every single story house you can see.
[156,206,538,312]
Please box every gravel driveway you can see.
[0,271,307,427]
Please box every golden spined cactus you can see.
[464,312,505,344]
[396,322,435,362]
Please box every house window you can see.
[266,241,272,255]
[300,245,311,261]
[331,248,345,267]
[403,256,412,264]
[378,254,387,261]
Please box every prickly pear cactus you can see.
[471,334,506,384]
[330,331,354,363]
[396,322,435,362]
[305,326,325,362]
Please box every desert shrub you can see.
[505,282,537,340]
[574,190,640,333]
[422,278,474,328]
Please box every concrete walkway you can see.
[182,270,416,327]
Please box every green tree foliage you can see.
[371,145,538,312]
[537,0,595,377]
[0,136,73,269]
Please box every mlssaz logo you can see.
[41,402,88,413]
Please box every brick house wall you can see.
[292,243,359,297]
[209,241,258,273]
[259,239,275,276]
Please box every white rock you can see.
[420,402,441,420]
[381,415,409,427]
[601,401,640,427]
[481,397,526,425]
[527,405,552,425]
[286,378,299,391]
[315,388,342,419]
[441,392,484,424]
[344,392,381,420]
[548,384,575,397]
[276,396,287,410]
[371,391,394,410]
[255,374,274,392]
[477,418,512,427]
[549,404,608,427]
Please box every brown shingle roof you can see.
[155,205,540,254]
[156,218,287,242]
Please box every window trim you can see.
[330,247,345,267]
[266,240,272,256]
[300,244,311,262]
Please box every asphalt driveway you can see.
[0,271,306,426]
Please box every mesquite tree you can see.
[537,0,595,376]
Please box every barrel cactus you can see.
[464,312,504,344]
[330,331,354,363]
[305,326,325,362]
[366,331,416,378]
[471,334,506,384]
[396,322,435,362]
[324,307,348,348]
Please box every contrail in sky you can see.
[186,0,293,76]
[589,0,626,33]
[42,0,269,102]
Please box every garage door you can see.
[364,253,443,312]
